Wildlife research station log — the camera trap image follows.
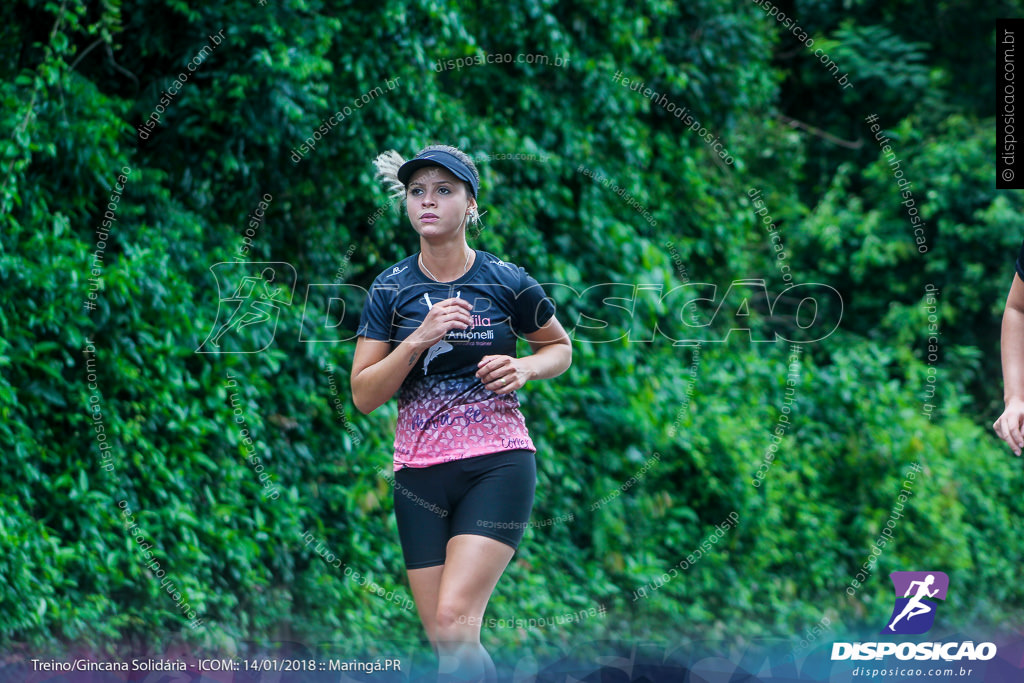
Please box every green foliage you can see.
[1,0,1022,662]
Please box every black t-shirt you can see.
[357,250,556,469]
[1016,239,1024,280]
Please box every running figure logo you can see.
[421,291,457,374]
[883,571,949,635]
[197,262,296,353]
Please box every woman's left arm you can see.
[476,316,572,395]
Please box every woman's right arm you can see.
[351,296,473,414]
[994,273,1024,455]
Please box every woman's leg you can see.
[407,565,445,645]
[433,533,515,682]
[432,451,536,680]
[398,451,536,679]
[392,464,453,647]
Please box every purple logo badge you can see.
[883,571,949,635]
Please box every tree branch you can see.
[775,113,864,149]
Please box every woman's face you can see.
[406,166,476,240]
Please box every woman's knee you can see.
[434,601,480,641]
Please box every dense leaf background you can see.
[2,0,1022,669]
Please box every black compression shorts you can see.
[392,449,537,569]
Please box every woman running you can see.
[351,144,572,681]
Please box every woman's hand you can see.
[476,317,572,395]
[409,296,473,347]
[476,355,534,395]
[993,398,1024,456]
